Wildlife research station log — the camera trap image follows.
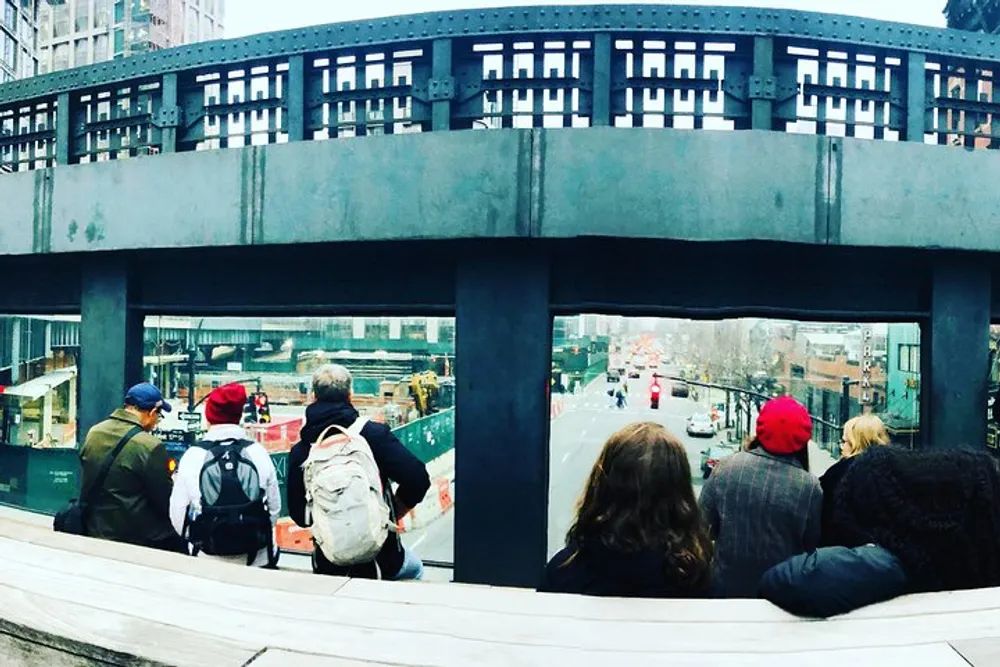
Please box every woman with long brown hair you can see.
[538,422,714,597]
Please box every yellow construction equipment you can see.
[409,371,441,418]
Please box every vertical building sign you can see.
[861,325,874,409]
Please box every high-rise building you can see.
[1,0,39,83]
[37,0,224,75]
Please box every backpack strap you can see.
[348,417,369,436]
[313,418,369,448]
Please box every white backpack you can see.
[302,417,393,566]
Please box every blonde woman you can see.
[820,414,890,546]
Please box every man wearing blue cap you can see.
[78,382,186,553]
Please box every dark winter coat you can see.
[819,455,857,547]
[828,446,1000,593]
[699,449,823,598]
[538,541,712,599]
[79,409,177,549]
[288,400,430,579]
[759,544,908,618]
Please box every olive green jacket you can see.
[79,409,175,547]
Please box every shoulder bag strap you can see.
[83,425,143,504]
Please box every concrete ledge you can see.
[0,515,999,665]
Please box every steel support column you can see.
[751,37,775,130]
[591,33,612,127]
[79,258,144,443]
[431,39,453,131]
[286,55,306,142]
[906,53,927,142]
[454,249,551,587]
[160,73,179,153]
[923,262,991,449]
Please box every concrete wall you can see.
[5,128,1000,256]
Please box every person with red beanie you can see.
[698,396,823,597]
[169,383,282,567]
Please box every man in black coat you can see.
[288,364,431,580]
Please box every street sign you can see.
[860,325,874,408]
[178,412,202,424]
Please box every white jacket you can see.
[169,424,282,567]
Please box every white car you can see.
[686,413,716,438]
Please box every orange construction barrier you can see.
[275,517,313,553]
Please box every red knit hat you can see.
[756,396,812,455]
[205,383,247,426]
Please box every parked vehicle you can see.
[672,382,690,398]
[700,444,737,479]
[606,370,621,383]
[687,413,716,438]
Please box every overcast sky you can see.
[225,1,948,38]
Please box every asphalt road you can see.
[400,372,726,566]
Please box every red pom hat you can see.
[205,383,248,426]
[756,396,812,455]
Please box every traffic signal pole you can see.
[655,374,841,435]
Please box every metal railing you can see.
[3,5,1000,172]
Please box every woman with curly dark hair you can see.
[828,445,1000,593]
[538,422,714,597]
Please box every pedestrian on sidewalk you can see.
[699,396,822,597]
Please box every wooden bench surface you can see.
[0,516,997,666]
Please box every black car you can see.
[671,382,690,398]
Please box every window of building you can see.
[185,5,196,42]
[19,46,30,77]
[53,42,68,71]
[93,32,108,61]
[3,2,14,31]
[1,31,13,70]
[52,2,69,38]
[401,319,427,342]
[365,318,390,341]
[113,27,123,54]
[38,5,49,41]
[95,0,109,28]
[74,0,89,31]
[73,38,88,67]
[113,0,124,23]
[898,344,919,373]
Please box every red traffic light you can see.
[651,384,661,395]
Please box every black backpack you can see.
[184,439,274,566]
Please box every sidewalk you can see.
[809,440,838,477]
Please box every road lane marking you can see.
[411,534,428,551]
[561,451,571,463]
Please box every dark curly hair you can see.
[830,445,1000,593]
[565,422,714,591]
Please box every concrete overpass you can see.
[1,5,999,593]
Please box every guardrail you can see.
[2,5,998,172]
